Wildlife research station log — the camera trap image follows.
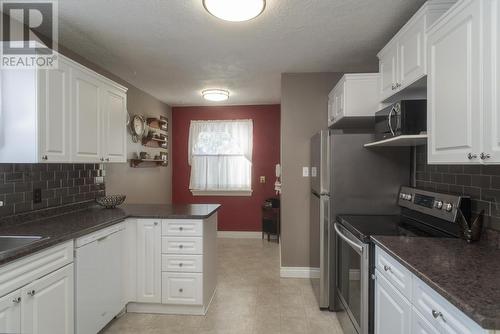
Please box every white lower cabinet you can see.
[0,242,74,334]
[136,219,161,303]
[374,269,411,334]
[21,264,74,334]
[125,214,217,315]
[374,246,490,334]
[412,308,440,334]
[0,290,21,334]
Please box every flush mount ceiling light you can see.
[203,0,266,22]
[202,89,230,102]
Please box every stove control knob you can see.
[399,193,406,199]
[404,194,412,201]
[434,201,443,209]
[444,203,453,212]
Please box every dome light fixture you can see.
[203,0,266,22]
[202,89,230,102]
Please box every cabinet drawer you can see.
[0,241,73,297]
[162,237,203,255]
[162,220,203,237]
[375,246,412,299]
[162,272,202,305]
[162,254,203,273]
[412,276,484,334]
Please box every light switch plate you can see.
[259,176,266,183]
[302,167,309,177]
[0,201,3,207]
[311,167,317,178]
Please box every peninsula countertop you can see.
[0,203,221,267]
[372,235,500,330]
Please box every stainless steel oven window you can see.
[334,223,369,334]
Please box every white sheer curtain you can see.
[188,120,253,191]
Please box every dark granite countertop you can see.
[0,203,220,267]
[372,235,500,330]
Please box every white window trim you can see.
[190,189,253,197]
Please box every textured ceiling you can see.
[56,0,426,106]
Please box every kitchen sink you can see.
[0,236,44,253]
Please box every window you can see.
[188,120,253,195]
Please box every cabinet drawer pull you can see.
[41,155,48,160]
[383,265,392,273]
[27,290,35,296]
[12,297,21,304]
[431,310,443,320]
[480,153,491,160]
[105,158,110,162]
[467,153,478,160]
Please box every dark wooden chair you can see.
[262,198,280,242]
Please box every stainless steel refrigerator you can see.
[309,131,410,310]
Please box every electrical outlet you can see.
[259,176,266,184]
[33,188,42,204]
[0,201,3,207]
[302,167,309,177]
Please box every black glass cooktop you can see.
[336,214,457,243]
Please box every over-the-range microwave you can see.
[374,100,427,140]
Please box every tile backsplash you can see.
[416,146,500,230]
[0,163,105,218]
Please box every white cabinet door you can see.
[379,44,398,101]
[398,15,426,88]
[136,219,161,303]
[327,95,335,127]
[412,308,440,334]
[374,270,411,334]
[0,290,21,334]
[71,68,102,163]
[427,0,482,164]
[21,264,74,334]
[37,59,71,163]
[483,0,500,163]
[101,83,127,163]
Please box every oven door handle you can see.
[334,223,363,254]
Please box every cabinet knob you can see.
[431,310,443,320]
[179,244,184,249]
[100,158,104,162]
[12,297,21,304]
[396,83,401,88]
[467,153,478,160]
[41,155,48,160]
[154,222,158,226]
[27,290,35,296]
[179,263,183,267]
[383,265,392,273]
[480,153,491,160]
[179,288,183,293]
[391,84,396,91]
[179,227,183,231]
[105,158,110,162]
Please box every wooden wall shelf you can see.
[130,159,167,168]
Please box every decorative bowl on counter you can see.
[96,195,126,209]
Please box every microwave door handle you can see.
[334,223,363,254]
[388,106,396,136]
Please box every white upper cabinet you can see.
[378,0,457,102]
[0,290,21,334]
[327,73,379,128]
[427,0,500,164]
[38,59,72,162]
[0,52,127,163]
[71,67,102,163]
[101,83,127,163]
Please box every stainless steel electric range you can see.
[332,186,471,334]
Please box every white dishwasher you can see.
[75,222,124,334]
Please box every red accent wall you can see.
[172,105,280,232]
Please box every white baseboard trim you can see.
[280,267,320,279]
[217,231,262,239]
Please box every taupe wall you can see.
[56,46,173,204]
[280,73,343,268]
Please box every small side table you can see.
[262,205,280,243]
